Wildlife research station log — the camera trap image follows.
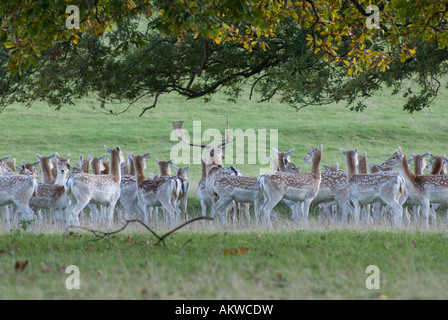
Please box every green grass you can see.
[1,84,448,299]
[1,229,448,299]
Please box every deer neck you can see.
[201,160,207,179]
[91,161,102,175]
[358,157,368,174]
[109,152,121,182]
[277,153,286,172]
[396,155,416,187]
[54,170,67,185]
[41,162,55,184]
[431,157,443,175]
[159,167,171,176]
[414,160,425,175]
[82,159,90,173]
[311,150,322,179]
[345,155,358,180]
[134,159,146,186]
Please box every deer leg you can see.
[420,200,430,229]
[352,199,361,226]
[412,205,420,226]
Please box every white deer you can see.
[65,146,124,227]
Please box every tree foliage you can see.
[1,0,448,115]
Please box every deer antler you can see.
[172,117,235,150]
[172,121,209,149]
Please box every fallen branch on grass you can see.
[62,216,214,247]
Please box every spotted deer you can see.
[65,146,124,227]
[341,148,405,227]
[129,152,180,226]
[0,155,38,224]
[282,155,354,224]
[382,147,448,228]
[29,154,71,226]
[173,118,257,226]
[425,153,448,224]
[258,145,323,227]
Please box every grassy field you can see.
[1,85,448,300]
[1,227,448,300]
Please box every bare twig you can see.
[62,216,214,247]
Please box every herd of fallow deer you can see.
[1,117,448,230]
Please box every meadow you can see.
[1,86,448,300]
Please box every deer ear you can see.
[340,148,347,155]
[49,153,57,159]
[143,152,151,160]
[286,149,295,158]
[319,144,323,151]
[104,146,112,153]
[409,152,414,157]
[272,148,279,155]
[156,158,160,164]
[408,158,413,165]
[354,147,358,153]
[67,153,71,160]
[172,165,178,172]
[99,154,107,161]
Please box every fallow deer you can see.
[76,154,93,174]
[65,146,124,227]
[282,155,354,225]
[173,118,255,226]
[382,147,448,228]
[258,145,323,227]
[129,153,180,227]
[36,153,57,184]
[29,154,71,225]
[341,148,405,227]
[0,155,38,224]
